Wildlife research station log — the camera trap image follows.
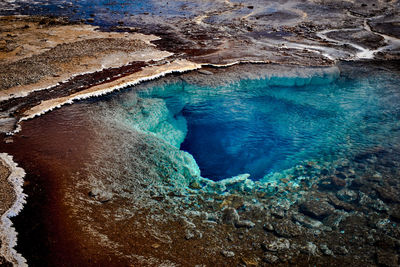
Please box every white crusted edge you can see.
[0,153,27,267]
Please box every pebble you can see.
[319,244,333,256]
[221,250,235,258]
[262,238,290,252]
[235,220,255,228]
[263,253,279,263]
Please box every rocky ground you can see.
[0,0,399,266]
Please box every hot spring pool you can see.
[113,65,400,182]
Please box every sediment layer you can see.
[0,154,26,267]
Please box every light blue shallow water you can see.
[132,68,400,181]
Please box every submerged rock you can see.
[221,250,235,258]
[262,238,290,252]
[299,200,334,220]
[222,207,240,225]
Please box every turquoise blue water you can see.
[132,69,400,181]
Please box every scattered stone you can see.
[292,213,323,229]
[320,244,333,256]
[262,238,290,252]
[88,187,113,203]
[221,250,235,258]
[270,207,285,219]
[198,69,213,75]
[376,250,398,267]
[189,180,202,189]
[151,243,161,249]
[263,253,279,263]
[235,220,255,228]
[327,195,354,211]
[240,257,259,266]
[322,213,345,229]
[300,242,318,256]
[263,222,274,232]
[299,200,334,220]
[331,176,346,189]
[374,185,400,203]
[273,219,302,237]
[334,245,348,255]
[336,189,358,203]
[389,205,400,222]
[222,207,240,225]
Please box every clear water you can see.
[135,71,400,181]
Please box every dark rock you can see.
[299,200,335,220]
[273,219,302,237]
[320,169,329,176]
[376,250,398,267]
[292,213,323,229]
[389,205,400,222]
[374,186,400,203]
[222,207,240,225]
[327,195,354,211]
[263,222,274,232]
[319,244,333,256]
[322,213,345,229]
[336,189,358,203]
[235,220,255,228]
[331,176,346,188]
[333,245,348,255]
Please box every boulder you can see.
[299,200,335,220]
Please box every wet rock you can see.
[319,244,333,256]
[88,188,113,203]
[221,250,235,258]
[240,256,259,266]
[222,207,240,225]
[336,188,358,203]
[331,176,346,189]
[270,207,285,219]
[262,238,290,252]
[198,69,213,75]
[359,192,388,212]
[376,250,398,267]
[185,228,202,240]
[189,180,202,189]
[292,213,323,229]
[374,185,400,203]
[263,253,279,263]
[299,242,318,256]
[327,195,354,211]
[299,200,334,220]
[334,245,348,255]
[389,205,400,222]
[322,213,345,229]
[235,220,255,228]
[273,219,302,237]
[263,222,274,232]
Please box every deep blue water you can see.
[136,70,400,181]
